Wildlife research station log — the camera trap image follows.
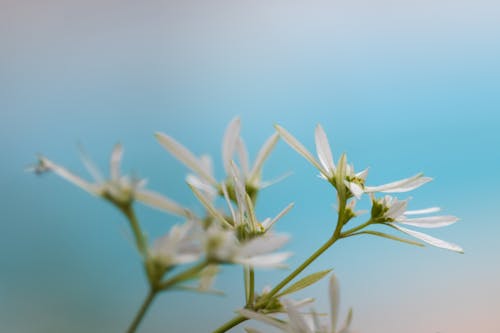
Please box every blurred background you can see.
[2,0,500,332]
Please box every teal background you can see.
[2,1,499,332]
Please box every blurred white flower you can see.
[275,124,431,199]
[240,274,355,333]
[204,226,292,268]
[373,195,463,253]
[33,144,193,217]
[149,220,202,268]
[189,162,294,237]
[155,117,282,198]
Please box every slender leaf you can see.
[277,269,332,297]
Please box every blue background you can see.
[2,1,499,332]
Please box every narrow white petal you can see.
[365,173,432,193]
[186,174,217,198]
[344,181,364,199]
[385,198,409,219]
[329,274,340,333]
[238,309,288,330]
[355,168,369,180]
[199,155,214,180]
[275,125,326,175]
[237,137,250,176]
[188,184,232,228]
[78,145,104,182]
[222,117,241,174]
[110,143,123,181]
[249,132,280,182]
[404,207,441,215]
[314,124,335,177]
[239,234,290,257]
[262,202,295,231]
[397,215,459,228]
[134,189,194,218]
[155,132,218,186]
[229,162,248,220]
[391,224,464,253]
[221,183,237,223]
[259,171,293,189]
[39,157,101,196]
[237,252,292,268]
[283,299,314,333]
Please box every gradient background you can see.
[2,1,500,332]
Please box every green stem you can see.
[120,205,148,257]
[248,268,255,306]
[212,315,247,333]
[264,235,337,302]
[126,289,157,333]
[341,219,373,237]
[159,261,209,290]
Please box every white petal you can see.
[365,173,432,193]
[155,132,218,186]
[186,174,217,198]
[134,189,194,218]
[237,252,292,268]
[237,137,250,176]
[391,224,464,253]
[78,145,104,182]
[314,124,335,177]
[262,202,295,231]
[355,168,369,180]
[344,181,364,199]
[385,198,409,219]
[329,274,340,333]
[239,234,290,257]
[39,157,101,196]
[259,171,293,189]
[188,184,232,228]
[238,309,288,331]
[275,125,326,175]
[404,207,441,215]
[229,162,248,220]
[397,215,459,228]
[249,132,280,182]
[110,143,123,181]
[221,183,237,223]
[222,117,241,174]
[283,299,314,333]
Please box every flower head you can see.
[240,274,355,333]
[204,225,292,268]
[33,144,193,217]
[371,195,463,253]
[275,124,431,199]
[155,117,282,202]
[149,220,202,268]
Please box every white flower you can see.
[149,220,202,268]
[33,144,193,217]
[189,161,294,236]
[240,274,355,333]
[204,226,292,268]
[155,117,282,198]
[374,195,463,253]
[275,124,432,199]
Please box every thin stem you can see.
[248,268,255,306]
[126,289,157,333]
[212,315,247,333]
[341,219,373,238]
[159,260,209,290]
[120,205,148,256]
[263,235,337,302]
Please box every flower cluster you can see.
[32,118,463,333]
